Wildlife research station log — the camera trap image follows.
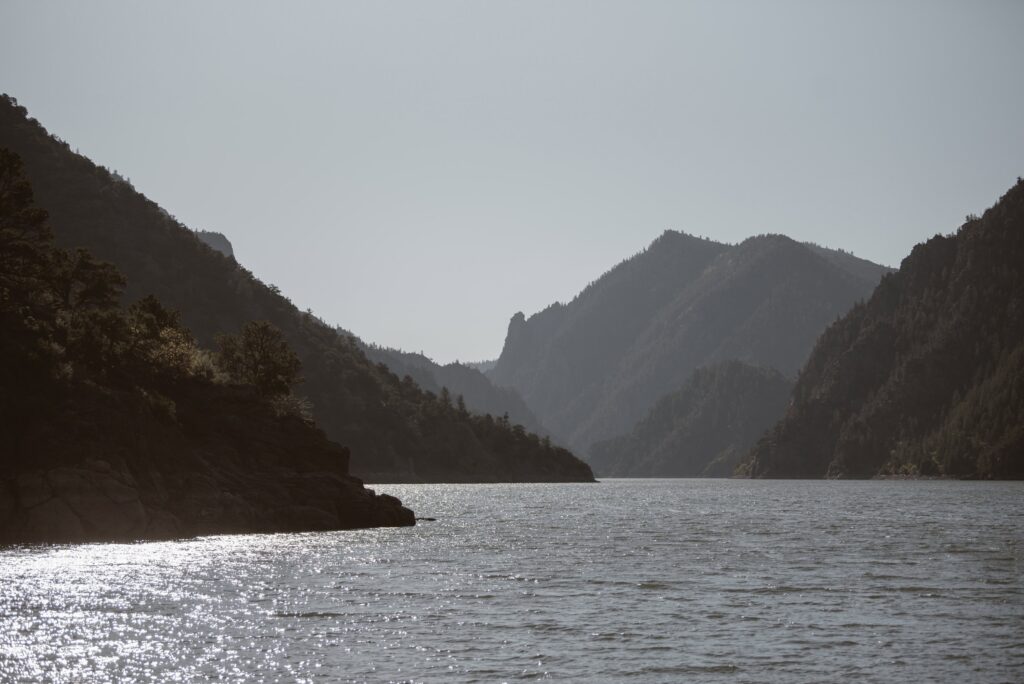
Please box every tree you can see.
[0,148,52,309]
[216,320,301,397]
[49,247,127,373]
[0,148,61,426]
[0,149,56,373]
[125,295,197,376]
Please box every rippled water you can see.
[1,479,1022,682]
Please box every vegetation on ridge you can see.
[0,94,593,483]
[0,148,415,542]
[745,179,1024,479]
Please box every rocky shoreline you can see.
[0,380,415,545]
[1,463,414,545]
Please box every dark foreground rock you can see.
[0,380,415,545]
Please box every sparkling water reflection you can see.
[1,479,1022,682]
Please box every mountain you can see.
[590,361,792,477]
[0,148,414,543]
[746,180,1024,479]
[489,230,890,454]
[195,229,234,258]
[0,94,593,484]
[346,333,552,440]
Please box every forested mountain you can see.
[489,230,889,454]
[746,180,1024,479]
[0,94,593,483]
[0,148,414,542]
[343,333,552,439]
[590,361,792,477]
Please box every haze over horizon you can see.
[2,0,1022,362]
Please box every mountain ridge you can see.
[0,93,593,484]
[342,330,553,440]
[490,228,890,455]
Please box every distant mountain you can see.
[489,230,889,454]
[195,230,234,258]
[590,361,792,477]
[0,94,593,484]
[344,334,552,439]
[746,180,1024,479]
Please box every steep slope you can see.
[0,150,414,543]
[491,230,888,453]
[746,180,1024,479]
[579,235,881,445]
[590,361,792,477]
[350,335,552,440]
[0,94,593,483]
[490,231,729,445]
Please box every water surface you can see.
[1,479,1021,682]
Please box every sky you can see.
[2,1,1022,363]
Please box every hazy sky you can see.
[2,1,1022,362]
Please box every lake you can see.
[1,479,1021,682]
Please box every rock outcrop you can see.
[195,229,234,258]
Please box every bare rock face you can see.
[15,472,50,508]
[21,498,84,541]
[7,465,147,543]
[46,467,149,538]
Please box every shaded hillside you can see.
[490,230,888,453]
[590,362,792,477]
[0,149,413,543]
[0,94,593,483]
[490,232,729,448]
[347,334,552,439]
[746,180,1024,479]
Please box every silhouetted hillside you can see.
[0,94,593,484]
[0,149,414,543]
[490,230,888,454]
[590,361,792,477]
[746,180,1024,479]
[345,333,552,440]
